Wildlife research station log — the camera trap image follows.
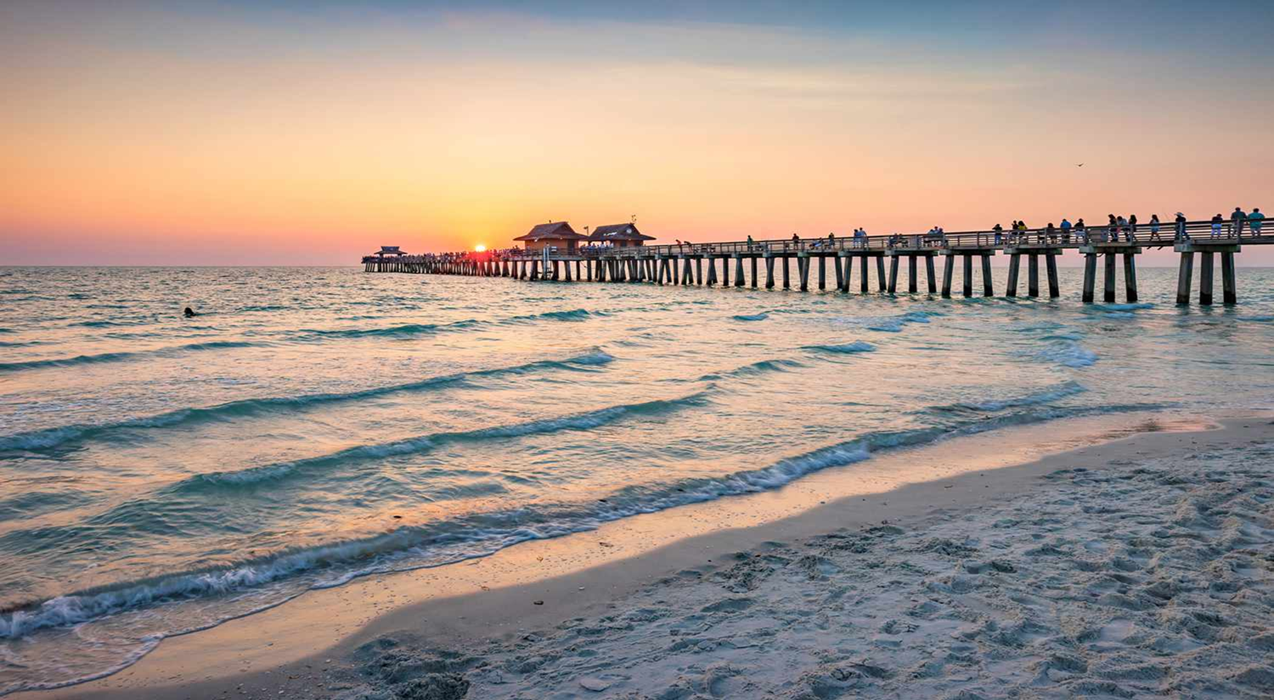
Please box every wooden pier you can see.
[362,221,1270,306]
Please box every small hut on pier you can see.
[515,222,588,252]
[589,224,655,248]
[374,246,407,258]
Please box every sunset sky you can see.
[3,0,1272,265]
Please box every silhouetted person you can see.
[184,307,197,318]
[1249,207,1264,234]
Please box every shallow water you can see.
[1,265,1273,693]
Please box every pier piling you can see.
[1200,251,1214,305]
[1123,253,1138,303]
[1045,252,1059,298]
[1222,252,1237,304]
[368,218,1256,305]
[1176,252,1194,304]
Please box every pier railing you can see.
[567,220,1264,259]
[362,218,1268,306]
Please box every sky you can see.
[2,0,1272,266]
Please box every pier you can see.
[362,221,1270,306]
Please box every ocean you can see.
[1,265,1273,694]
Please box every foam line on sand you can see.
[23,415,1274,700]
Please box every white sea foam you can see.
[0,398,1152,648]
[1036,340,1098,368]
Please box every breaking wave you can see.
[0,397,1161,649]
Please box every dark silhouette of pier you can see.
[363,221,1269,306]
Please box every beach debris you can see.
[598,541,614,547]
[533,600,544,605]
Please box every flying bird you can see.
[1077,163,1084,167]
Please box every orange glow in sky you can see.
[1,2,1272,265]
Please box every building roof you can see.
[589,224,655,241]
[514,221,588,242]
[375,246,407,255]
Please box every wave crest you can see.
[181,391,707,489]
[0,341,260,375]
[803,341,876,354]
[0,350,616,452]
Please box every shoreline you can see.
[16,412,1271,699]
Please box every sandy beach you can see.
[7,3,1274,697]
[18,414,1271,700]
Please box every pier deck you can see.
[363,221,1271,306]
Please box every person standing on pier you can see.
[1232,207,1247,237]
[1059,218,1072,243]
[1107,215,1118,242]
[1211,213,1224,238]
[1128,214,1138,242]
[1248,208,1264,234]
[1175,212,1188,241]
[747,235,754,252]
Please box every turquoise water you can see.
[1,265,1273,693]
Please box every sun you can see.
[474,244,487,252]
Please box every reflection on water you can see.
[1,265,1272,693]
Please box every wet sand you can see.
[18,413,1273,699]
